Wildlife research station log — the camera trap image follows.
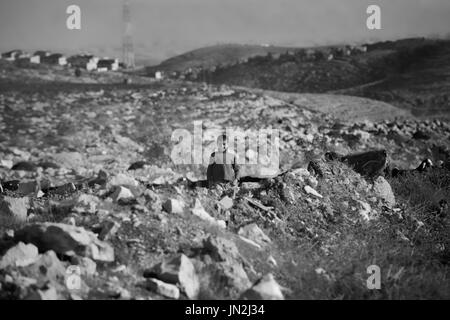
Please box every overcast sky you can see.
[0,0,449,63]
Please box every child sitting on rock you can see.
[207,134,241,189]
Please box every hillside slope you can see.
[146,44,306,73]
[171,38,450,118]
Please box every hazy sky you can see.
[0,0,449,63]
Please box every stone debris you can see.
[14,223,115,262]
[0,242,39,269]
[203,235,241,263]
[218,196,234,210]
[162,198,185,214]
[110,186,135,203]
[191,199,226,228]
[109,173,139,188]
[240,273,284,300]
[304,186,323,199]
[146,278,180,299]
[373,176,396,207]
[0,196,30,222]
[145,254,200,300]
[238,223,271,248]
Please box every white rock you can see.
[238,223,271,248]
[191,199,226,228]
[373,177,396,207]
[147,278,180,299]
[304,186,323,199]
[109,173,139,188]
[218,196,234,210]
[163,199,184,214]
[0,159,13,169]
[149,254,200,300]
[110,186,135,202]
[356,200,372,221]
[0,242,39,269]
[240,273,284,300]
[0,196,30,222]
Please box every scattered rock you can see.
[162,198,184,214]
[0,159,14,169]
[203,236,240,262]
[11,161,37,172]
[373,176,396,207]
[87,170,108,187]
[0,242,39,269]
[0,196,30,222]
[145,254,200,300]
[240,273,284,300]
[52,152,84,169]
[109,173,139,188]
[20,251,66,289]
[356,200,372,221]
[146,278,180,299]
[95,220,120,241]
[17,181,40,196]
[14,223,115,262]
[191,199,226,228]
[304,186,323,198]
[128,161,148,171]
[218,196,234,210]
[110,186,135,203]
[70,256,97,276]
[25,285,58,300]
[50,183,77,196]
[238,223,271,248]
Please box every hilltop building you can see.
[42,53,68,66]
[68,54,99,71]
[1,50,23,61]
[97,58,119,72]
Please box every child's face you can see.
[218,137,228,152]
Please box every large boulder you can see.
[14,223,114,262]
[0,196,30,222]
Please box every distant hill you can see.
[157,38,449,118]
[146,43,308,73]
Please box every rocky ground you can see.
[0,62,449,300]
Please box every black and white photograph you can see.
[0,0,449,304]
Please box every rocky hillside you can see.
[0,62,449,300]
